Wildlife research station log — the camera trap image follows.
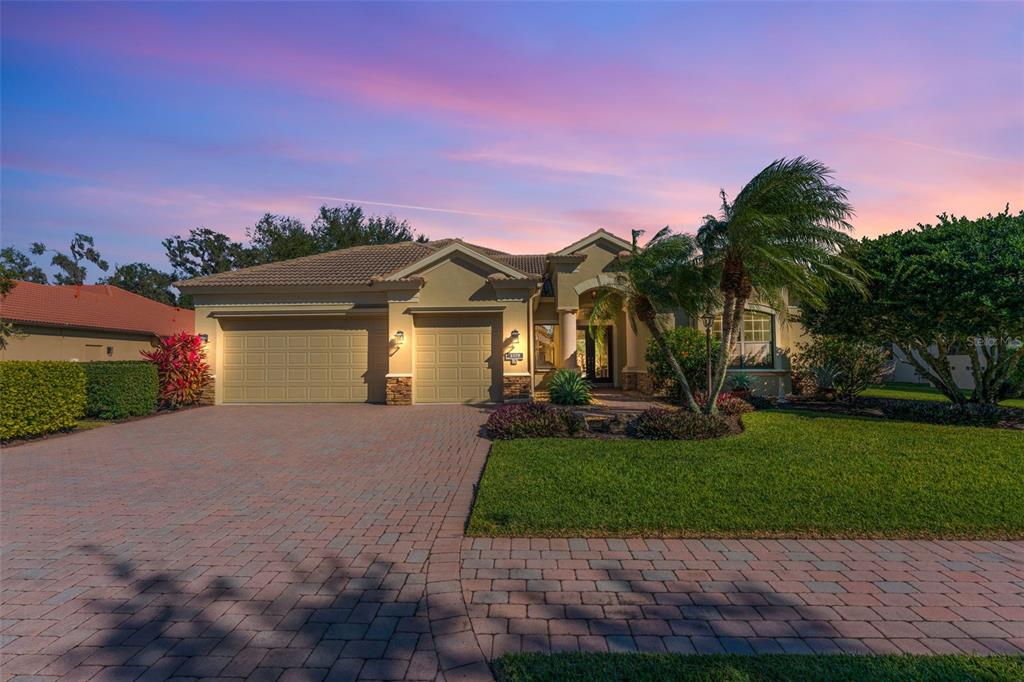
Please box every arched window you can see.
[712,311,775,369]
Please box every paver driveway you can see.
[1,405,493,681]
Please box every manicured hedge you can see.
[0,361,86,440]
[83,361,159,419]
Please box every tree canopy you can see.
[99,262,180,307]
[800,207,1024,404]
[30,233,109,285]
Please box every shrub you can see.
[82,361,159,419]
[874,398,1018,427]
[141,332,212,408]
[486,403,586,439]
[728,372,753,396]
[695,391,754,415]
[1000,359,1024,399]
[792,335,894,400]
[548,369,593,405]
[645,327,718,398]
[630,408,732,440]
[0,361,86,440]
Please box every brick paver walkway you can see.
[1,405,493,681]
[2,405,1022,682]
[461,538,1024,659]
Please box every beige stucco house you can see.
[178,230,802,405]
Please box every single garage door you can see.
[415,315,500,403]
[221,317,387,403]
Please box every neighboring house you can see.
[177,230,804,405]
[0,281,194,361]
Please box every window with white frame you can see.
[712,310,775,368]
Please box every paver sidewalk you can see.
[461,537,1024,658]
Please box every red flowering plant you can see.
[141,332,211,409]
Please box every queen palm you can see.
[590,227,715,413]
[697,157,863,413]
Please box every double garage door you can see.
[221,318,387,403]
[221,315,500,404]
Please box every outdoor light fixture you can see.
[394,330,405,344]
[198,333,209,343]
[511,329,520,342]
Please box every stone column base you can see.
[502,374,532,402]
[386,375,412,405]
[621,370,639,391]
[636,371,654,396]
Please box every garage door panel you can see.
[414,316,499,404]
[222,319,386,403]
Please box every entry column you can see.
[558,308,578,370]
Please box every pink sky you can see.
[2,2,1021,269]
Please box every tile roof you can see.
[176,239,547,288]
[1,282,195,337]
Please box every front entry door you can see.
[576,327,613,383]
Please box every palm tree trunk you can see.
[707,293,745,414]
[635,304,701,412]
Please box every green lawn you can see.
[494,653,1024,682]
[467,411,1024,539]
[861,381,1024,409]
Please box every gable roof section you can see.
[1,282,194,336]
[382,241,529,281]
[555,228,631,256]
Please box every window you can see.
[713,311,774,368]
[534,324,556,369]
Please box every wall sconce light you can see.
[510,329,520,343]
[394,330,405,345]
[198,333,209,343]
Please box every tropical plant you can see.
[141,332,211,408]
[630,408,732,441]
[693,391,754,415]
[590,228,716,412]
[485,403,586,439]
[728,372,753,395]
[548,369,593,405]
[696,157,863,414]
[801,208,1024,405]
[792,335,894,400]
[644,327,719,399]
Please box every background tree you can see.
[162,227,252,280]
[0,256,21,350]
[800,207,1024,405]
[311,204,425,251]
[99,263,180,306]
[247,214,318,264]
[30,233,109,285]
[696,157,862,414]
[0,247,48,284]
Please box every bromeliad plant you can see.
[141,332,212,409]
[548,368,593,405]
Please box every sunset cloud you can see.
[2,2,1021,271]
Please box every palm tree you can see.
[590,228,714,413]
[697,157,863,413]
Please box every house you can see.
[0,281,194,361]
[177,230,803,405]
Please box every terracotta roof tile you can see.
[176,239,547,288]
[1,282,194,337]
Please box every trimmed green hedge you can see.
[0,361,86,440]
[83,361,159,419]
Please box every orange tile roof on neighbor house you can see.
[0,281,194,337]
